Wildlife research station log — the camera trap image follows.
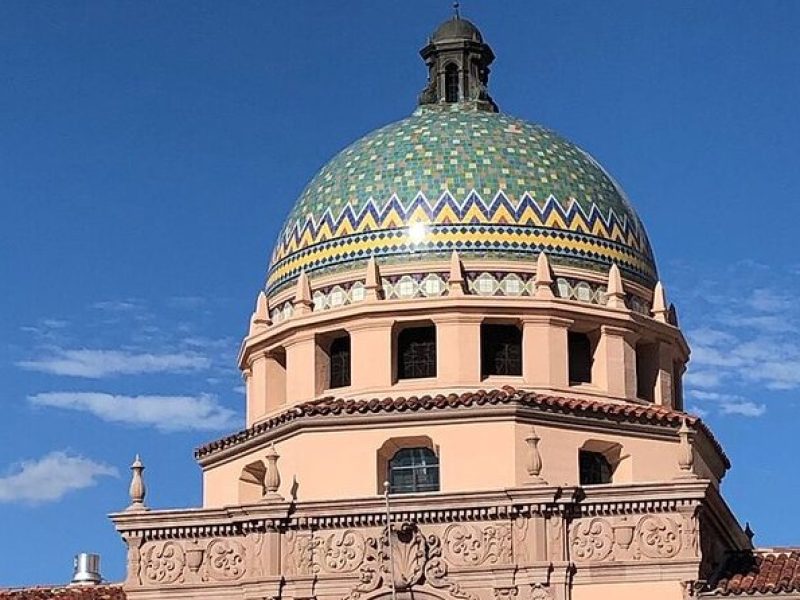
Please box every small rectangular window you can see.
[568,331,593,384]
[397,326,437,379]
[579,450,612,485]
[329,335,351,389]
[481,324,522,377]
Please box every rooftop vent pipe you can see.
[71,553,102,585]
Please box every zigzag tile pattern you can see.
[268,190,656,292]
[266,105,657,294]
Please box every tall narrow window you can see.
[444,63,459,103]
[481,324,522,377]
[672,360,684,410]
[579,450,612,485]
[636,342,658,402]
[398,326,437,379]
[329,335,351,389]
[568,332,593,384]
[389,447,440,494]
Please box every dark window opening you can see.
[481,324,522,377]
[579,450,612,485]
[444,63,459,103]
[672,360,684,410]
[568,332,593,384]
[389,447,440,494]
[636,342,658,402]
[329,335,351,389]
[398,326,437,379]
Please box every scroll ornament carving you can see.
[142,541,185,585]
[635,516,681,559]
[286,531,316,576]
[204,539,246,581]
[530,584,553,600]
[571,518,614,562]
[321,529,367,574]
[570,515,685,563]
[443,523,512,566]
[345,523,478,600]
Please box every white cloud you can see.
[91,300,142,312]
[687,390,766,418]
[0,451,118,504]
[684,370,722,389]
[748,288,793,313]
[17,348,210,378]
[719,401,767,417]
[29,392,239,432]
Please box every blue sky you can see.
[1,0,799,587]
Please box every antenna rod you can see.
[383,481,398,600]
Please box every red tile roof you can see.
[0,586,125,600]
[708,551,800,596]
[195,386,726,466]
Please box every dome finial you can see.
[453,1,461,19]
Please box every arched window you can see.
[388,447,440,493]
[444,63,459,103]
[568,331,593,384]
[579,450,612,485]
[329,335,351,389]
[481,323,522,377]
[397,325,437,379]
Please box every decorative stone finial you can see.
[744,522,755,543]
[605,263,627,309]
[126,454,148,512]
[364,256,384,301]
[263,444,283,501]
[534,252,554,299]
[677,419,697,479]
[293,270,313,316]
[448,250,466,296]
[249,291,271,334]
[652,281,669,323]
[525,426,546,485]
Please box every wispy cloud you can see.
[29,392,239,432]
[91,299,143,312]
[17,349,210,378]
[0,451,118,504]
[688,390,766,417]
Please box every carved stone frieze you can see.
[530,584,553,600]
[141,541,186,585]
[203,538,246,581]
[570,514,687,563]
[344,522,478,600]
[635,515,681,559]
[442,523,512,566]
[493,586,518,600]
[571,518,614,562]
[321,529,368,574]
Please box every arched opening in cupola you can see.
[444,63,460,102]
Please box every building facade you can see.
[102,13,796,600]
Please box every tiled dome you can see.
[267,104,656,296]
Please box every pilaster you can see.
[435,313,482,385]
[597,325,638,399]
[350,318,394,389]
[522,316,572,388]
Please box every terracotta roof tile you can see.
[708,551,800,596]
[195,387,726,466]
[0,585,125,600]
